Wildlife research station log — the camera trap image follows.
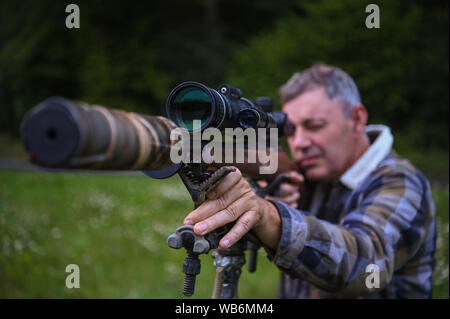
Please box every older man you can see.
[183,63,436,298]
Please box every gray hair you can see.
[279,63,361,117]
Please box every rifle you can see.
[20,82,298,298]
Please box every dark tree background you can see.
[0,0,448,155]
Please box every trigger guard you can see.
[251,174,291,198]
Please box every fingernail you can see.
[184,219,194,225]
[222,238,230,248]
[197,223,207,233]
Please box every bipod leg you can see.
[211,240,246,299]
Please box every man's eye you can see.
[307,123,325,130]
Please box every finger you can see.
[282,191,300,204]
[287,171,304,184]
[184,179,251,225]
[193,196,253,236]
[206,169,242,200]
[268,187,300,203]
[266,197,298,209]
[256,180,268,188]
[266,191,300,206]
[278,183,300,197]
[219,211,259,248]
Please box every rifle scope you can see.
[166,82,290,136]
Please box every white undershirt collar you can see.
[339,125,393,190]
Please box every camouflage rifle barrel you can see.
[21,97,178,170]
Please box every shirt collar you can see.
[339,125,393,190]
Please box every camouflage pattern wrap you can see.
[21,97,178,170]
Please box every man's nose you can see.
[292,129,312,150]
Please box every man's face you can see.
[283,88,358,182]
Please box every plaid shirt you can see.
[268,125,436,298]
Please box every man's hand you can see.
[183,168,282,251]
[258,171,304,208]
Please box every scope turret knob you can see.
[255,97,274,112]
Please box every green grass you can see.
[0,170,448,299]
[0,170,279,298]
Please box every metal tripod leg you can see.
[211,242,246,299]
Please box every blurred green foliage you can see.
[226,0,448,151]
[0,0,448,154]
[0,0,296,130]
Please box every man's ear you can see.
[350,104,368,133]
